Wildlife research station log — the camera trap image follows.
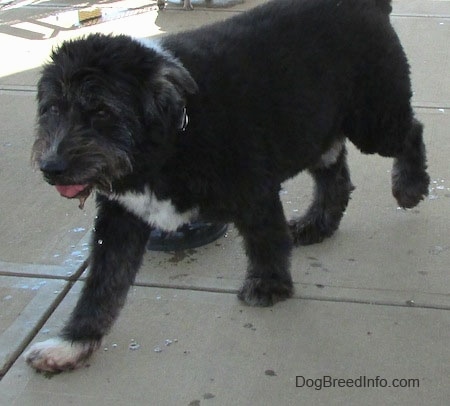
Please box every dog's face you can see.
[32,34,197,207]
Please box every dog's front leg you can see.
[236,196,294,307]
[24,197,150,372]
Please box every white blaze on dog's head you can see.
[137,37,198,96]
[136,37,167,56]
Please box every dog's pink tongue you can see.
[55,184,87,198]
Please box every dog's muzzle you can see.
[39,156,92,209]
[39,156,68,177]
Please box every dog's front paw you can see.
[238,278,294,307]
[24,337,99,372]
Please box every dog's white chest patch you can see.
[111,188,198,231]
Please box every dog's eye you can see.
[49,105,60,115]
[94,109,109,119]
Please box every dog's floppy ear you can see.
[146,58,198,137]
[159,58,198,98]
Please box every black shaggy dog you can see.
[26,0,429,372]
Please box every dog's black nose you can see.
[40,157,68,175]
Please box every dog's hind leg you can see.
[236,195,294,306]
[343,41,430,209]
[289,141,355,245]
[391,119,430,208]
[24,197,150,372]
[348,112,429,209]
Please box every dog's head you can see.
[32,33,197,208]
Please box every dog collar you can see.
[179,107,189,131]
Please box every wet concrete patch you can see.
[0,276,68,377]
[2,286,449,404]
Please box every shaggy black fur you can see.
[28,0,429,371]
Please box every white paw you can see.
[24,337,98,372]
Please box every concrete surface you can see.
[0,0,449,405]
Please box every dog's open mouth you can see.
[55,184,92,209]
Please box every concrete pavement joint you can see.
[1,270,447,311]
[0,279,75,379]
[0,85,37,96]
[0,258,89,281]
[295,294,450,311]
[392,13,450,19]
[132,281,450,311]
[0,258,89,379]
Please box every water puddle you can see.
[129,339,141,351]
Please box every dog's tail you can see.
[375,0,392,14]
